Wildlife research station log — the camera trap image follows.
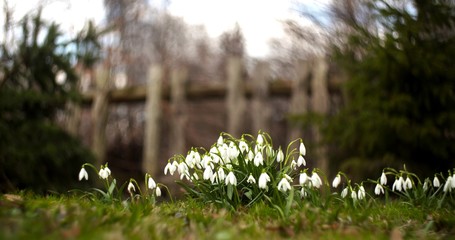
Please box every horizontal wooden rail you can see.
[81,80,295,104]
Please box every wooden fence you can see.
[75,57,341,179]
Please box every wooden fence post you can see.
[311,58,329,176]
[143,65,162,176]
[226,56,246,137]
[170,67,188,156]
[251,61,270,133]
[288,60,311,141]
[91,66,110,167]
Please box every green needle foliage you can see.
[0,11,99,193]
[325,0,455,178]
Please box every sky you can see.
[1,0,331,57]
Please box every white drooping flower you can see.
[155,186,161,197]
[247,174,256,184]
[332,174,341,188]
[104,167,111,176]
[433,176,440,188]
[217,167,226,182]
[239,140,249,153]
[225,171,237,186]
[404,177,412,190]
[351,190,357,200]
[203,166,213,181]
[341,187,349,198]
[192,172,199,181]
[228,142,240,161]
[299,142,306,156]
[375,184,384,195]
[217,135,224,146]
[311,172,323,189]
[297,155,306,167]
[358,186,366,200]
[258,172,270,190]
[164,161,178,175]
[290,159,297,170]
[277,177,292,192]
[219,144,229,163]
[444,176,453,192]
[148,176,157,189]
[98,167,110,180]
[201,155,213,169]
[276,148,284,163]
[300,188,308,198]
[247,150,254,162]
[423,181,429,191]
[393,177,403,192]
[380,172,387,185]
[253,152,264,167]
[257,134,264,146]
[127,181,135,194]
[299,172,309,186]
[178,162,190,180]
[78,167,88,181]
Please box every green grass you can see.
[1,192,455,240]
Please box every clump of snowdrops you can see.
[77,163,167,204]
[164,132,455,211]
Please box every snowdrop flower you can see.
[78,167,88,181]
[297,155,306,167]
[164,161,178,175]
[257,134,264,146]
[375,184,384,195]
[258,172,270,189]
[239,140,249,153]
[228,142,240,160]
[148,176,157,189]
[290,159,297,170]
[299,142,306,156]
[423,181,429,191]
[276,148,284,163]
[311,172,323,189]
[299,172,309,186]
[380,172,387,185]
[300,188,308,198]
[247,174,256,184]
[98,168,110,180]
[155,186,161,197]
[104,167,111,176]
[203,166,213,180]
[177,162,190,180]
[201,155,213,169]
[444,176,453,192]
[192,172,199,181]
[277,177,292,192]
[433,176,440,188]
[127,181,135,194]
[217,135,224,146]
[217,167,226,182]
[351,190,357,200]
[393,177,403,192]
[332,174,341,188]
[358,186,366,200]
[225,171,237,186]
[253,152,264,166]
[404,177,412,190]
[341,187,349,198]
[247,151,254,162]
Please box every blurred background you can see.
[0,0,454,193]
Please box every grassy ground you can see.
[1,192,455,240]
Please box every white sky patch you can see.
[1,0,331,57]
[168,0,300,57]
